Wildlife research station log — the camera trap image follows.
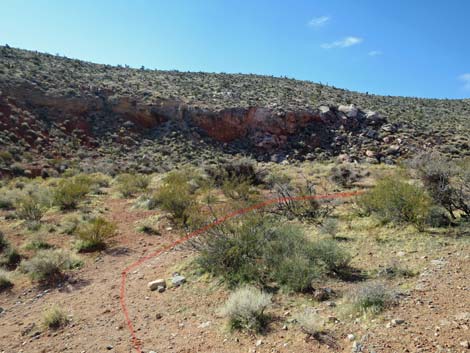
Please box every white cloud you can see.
[308,16,330,27]
[368,50,382,56]
[459,73,470,90]
[321,36,363,49]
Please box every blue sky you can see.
[1,0,469,98]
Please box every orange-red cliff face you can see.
[1,80,405,178]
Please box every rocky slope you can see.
[0,46,469,176]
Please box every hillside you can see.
[1,46,469,177]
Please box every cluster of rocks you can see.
[147,273,186,293]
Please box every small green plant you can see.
[20,249,82,282]
[24,237,53,250]
[153,171,197,226]
[115,173,151,197]
[75,217,117,252]
[16,195,44,223]
[0,269,13,292]
[53,176,91,210]
[0,247,21,270]
[221,177,259,201]
[348,282,395,315]
[358,176,432,230]
[310,239,351,274]
[43,306,69,330]
[221,286,271,332]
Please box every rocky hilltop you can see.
[0,46,469,176]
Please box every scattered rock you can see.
[148,279,166,291]
[171,274,186,287]
[338,104,358,118]
[347,334,356,341]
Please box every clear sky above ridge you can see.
[1,0,469,99]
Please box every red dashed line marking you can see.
[119,190,364,352]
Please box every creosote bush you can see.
[152,170,197,226]
[115,173,151,197]
[221,286,271,332]
[75,217,117,252]
[205,158,265,187]
[43,306,69,330]
[54,175,91,210]
[15,195,44,223]
[196,214,350,291]
[20,249,82,282]
[358,176,432,230]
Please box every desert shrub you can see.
[0,247,21,270]
[15,195,44,223]
[272,177,333,223]
[425,206,452,227]
[348,282,395,315]
[0,269,13,292]
[75,217,117,252]
[0,191,14,210]
[309,239,352,274]
[196,214,350,291]
[20,249,82,282]
[152,171,197,226]
[43,306,68,330]
[221,177,259,201]
[330,164,360,188]
[410,152,470,219]
[296,309,324,336]
[221,286,271,332]
[53,176,91,210]
[358,176,432,230]
[205,158,264,187]
[318,218,339,238]
[115,173,151,197]
[24,237,53,251]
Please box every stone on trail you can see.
[148,279,166,291]
[171,275,186,287]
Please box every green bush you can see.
[221,286,271,332]
[20,249,82,282]
[75,217,117,252]
[153,171,197,226]
[205,158,264,187]
[53,176,91,210]
[310,239,352,273]
[358,176,432,230]
[115,173,151,197]
[0,247,21,270]
[197,214,350,291]
[0,269,13,292]
[43,306,69,330]
[16,195,44,222]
